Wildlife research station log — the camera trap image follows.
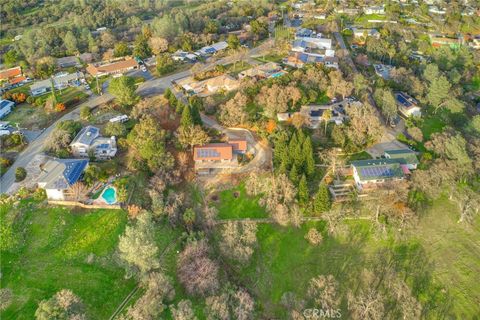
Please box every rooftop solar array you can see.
[0,100,13,108]
[197,149,221,158]
[395,93,413,108]
[63,160,88,185]
[360,166,395,178]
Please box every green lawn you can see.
[254,53,285,63]
[224,62,252,75]
[3,103,52,129]
[34,86,87,105]
[0,197,136,319]
[413,197,480,318]
[420,113,447,139]
[215,184,268,219]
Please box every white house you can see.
[37,158,89,200]
[30,72,85,96]
[351,159,406,190]
[292,37,332,51]
[70,126,117,159]
[395,92,421,117]
[351,28,380,39]
[364,5,385,14]
[0,100,14,119]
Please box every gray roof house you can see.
[0,99,14,119]
[57,56,81,68]
[37,158,89,200]
[70,126,117,159]
[30,72,85,96]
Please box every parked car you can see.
[0,130,11,137]
[109,115,129,123]
[141,65,147,72]
[84,84,90,90]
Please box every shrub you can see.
[55,103,66,112]
[0,157,12,168]
[80,106,91,120]
[26,96,35,104]
[15,167,27,182]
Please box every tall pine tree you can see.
[289,163,299,184]
[180,105,194,127]
[298,174,309,204]
[303,137,315,178]
[313,183,331,214]
[189,103,202,126]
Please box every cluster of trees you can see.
[44,120,82,158]
[35,289,86,320]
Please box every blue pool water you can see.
[101,187,117,205]
[270,71,285,78]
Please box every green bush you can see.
[80,106,91,121]
[15,167,27,182]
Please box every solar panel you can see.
[360,166,394,178]
[64,160,88,185]
[197,149,220,158]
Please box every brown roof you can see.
[194,143,233,161]
[86,59,138,76]
[9,75,27,85]
[229,139,247,152]
[0,67,22,80]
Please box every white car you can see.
[0,130,11,137]
[109,115,129,123]
[141,66,147,72]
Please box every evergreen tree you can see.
[297,129,306,146]
[180,105,193,127]
[293,142,303,170]
[274,132,289,168]
[278,160,288,175]
[190,103,202,126]
[303,137,315,177]
[313,183,331,214]
[289,163,299,184]
[298,174,309,204]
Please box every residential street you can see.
[0,45,269,194]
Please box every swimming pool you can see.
[270,71,285,78]
[101,187,117,205]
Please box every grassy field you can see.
[420,114,447,139]
[413,197,480,318]
[0,197,136,319]
[3,103,52,129]
[254,53,285,63]
[215,183,268,220]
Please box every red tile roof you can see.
[229,139,247,152]
[9,75,27,85]
[0,67,22,80]
[194,143,233,161]
[86,58,138,76]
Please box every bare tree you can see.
[220,221,257,263]
[308,275,340,310]
[218,92,249,127]
[67,182,89,202]
[124,272,175,320]
[205,294,230,320]
[170,300,197,320]
[347,270,385,320]
[177,240,219,296]
[305,228,323,246]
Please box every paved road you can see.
[0,45,270,194]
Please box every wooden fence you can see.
[47,200,121,210]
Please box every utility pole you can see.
[96,75,101,95]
